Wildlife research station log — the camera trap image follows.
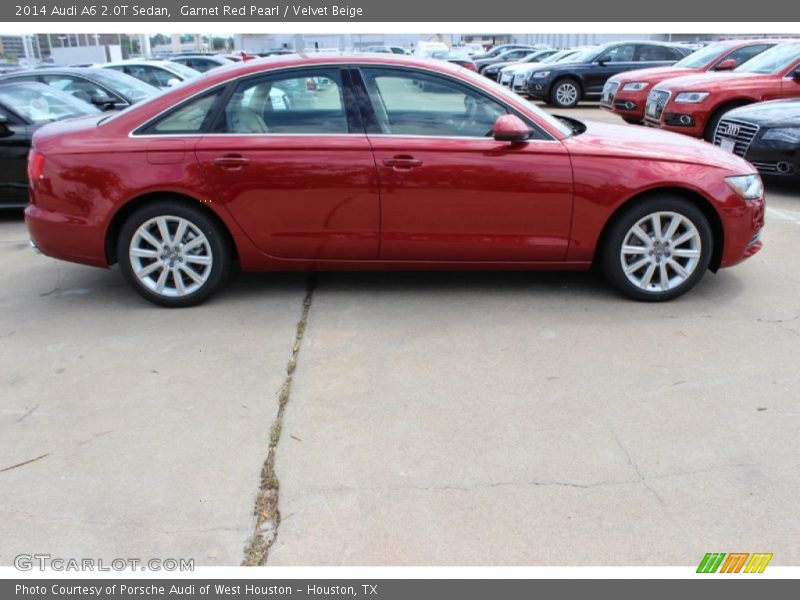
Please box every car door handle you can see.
[213,154,250,169]
[383,155,423,169]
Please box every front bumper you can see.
[745,143,800,179]
[601,90,648,122]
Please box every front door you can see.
[355,67,573,262]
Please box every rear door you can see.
[194,67,380,260]
[0,108,30,204]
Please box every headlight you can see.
[761,127,800,144]
[674,91,710,104]
[532,71,550,78]
[622,82,649,91]
[725,174,764,200]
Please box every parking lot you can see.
[1,103,799,567]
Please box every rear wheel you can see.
[549,79,581,108]
[117,200,231,307]
[601,196,713,301]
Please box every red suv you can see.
[26,54,764,306]
[602,40,777,124]
[644,41,800,140]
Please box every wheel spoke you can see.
[667,258,690,279]
[182,235,208,252]
[663,215,681,241]
[622,244,648,255]
[673,230,697,246]
[179,264,204,284]
[136,261,162,278]
[624,256,651,275]
[156,217,172,246]
[184,254,212,266]
[172,269,186,296]
[651,213,662,240]
[658,262,669,291]
[639,263,657,288]
[631,225,652,245]
[131,248,159,259]
[672,248,700,258]
[173,220,188,246]
[139,229,161,249]
[154,267,169,293]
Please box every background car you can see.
[364,46,408,55]
[430,51,478,72]
[483,48,558,82]
[0,66,159,110]
[526,41,692,108]
[98,59,201,89]
[713,98,800,179]
[169,54,235,73]
[0,81,99,208]
[475,48,540,74]
[602,39,778,124]
[645,41,800,140]
[26,54,764,307]
[502,48,585,91]
[470,44,538,61]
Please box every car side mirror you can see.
[166,78,181,87]
[0,114,10,137]
[493,114,532,143]
[90,93,116,110]
[715,58,737,71]
[595,58,608,66]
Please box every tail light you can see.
[306,79,317,91]
[465,62,478,72]
[28,147,45,183]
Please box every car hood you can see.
[609,66,699,84]
[653,71,771,92]
[562,119,754,173]
[486,61,516,71]
[724,98,800,127]
[502,62,543,74]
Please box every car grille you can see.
[712,118,760,158]
[513,72,527,90]
[646,89,670,120]
[750,161,780,174]
[602,81,619,105]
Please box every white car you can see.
[96,60,201,89]
[413,41,450,58]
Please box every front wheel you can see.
[549,79,581,108]
[117,201,231,307]
[601,196,713,302]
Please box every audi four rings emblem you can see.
[721,124,741,137]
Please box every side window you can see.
[723,45,772,68]
[635,45,672,62]
[600,45,635,63]
[360,68,509,138]
[125,65,173,87]
[215,69,348,134]
[140,91,221,134]
[40,75,112,103]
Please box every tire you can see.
[549,78,581,108]
[117,200,231,307]
[600,195,713,302]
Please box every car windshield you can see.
[734,43,800,74]
[543,50,578,64]
[162,61,203,80]
[564,46,603,63]
[673,43,730,68]
[0,82,99,123]
[89,68,160,102]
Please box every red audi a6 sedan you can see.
[26,53,765,307]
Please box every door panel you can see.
[369,137,573,261]
[0,122,31,203]
[195,135,380,259]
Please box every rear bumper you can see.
[25,204,109,268]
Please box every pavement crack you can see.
[0,453,50,473]
[609,428,666,507]
[242,274,316,566]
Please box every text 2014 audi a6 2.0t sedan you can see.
[26,54,765,307]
